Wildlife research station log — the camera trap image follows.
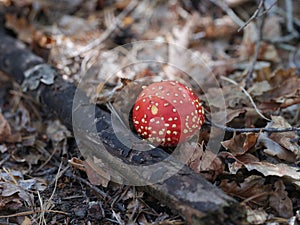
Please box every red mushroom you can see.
[132,80,204,147]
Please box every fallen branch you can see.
[0,33,246,224]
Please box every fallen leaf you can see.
[244,162,300,185]
[267,116,300,158]
[257,132,296,162]
[222,132,259,156]
[269,180,293,218]
[0,112,12,143]
[218,175,272,205]
[83,159,111,187]
[246,206,268,225]
[21,216,32,225]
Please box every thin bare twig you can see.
[209,0,245,27]
[238,0,276,32]
[70,174,125,212]
[221,76,270,121]
[245,1,265,89]
[0,209,69,218]
[205,118,300,133]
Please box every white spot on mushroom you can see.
[172,124,176,128]
[168,118,173,122]
[183,129,188,134]
[135,105,140,111]
[167,130,171,134]
[172,108,177,113]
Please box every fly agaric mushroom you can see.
[132,80,204,147]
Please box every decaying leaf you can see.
[83,159,111,187]
[257,132,296,162]
[0,172,46,211]
[267,116,300,158]
[0,112,21,143]
[219,175,272,205]
[246,206,268,225]
[268,180,293,218]
[244,162,300,187]
[222,132,259,156]
[187,142,224,181]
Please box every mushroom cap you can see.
[132,81,204,147]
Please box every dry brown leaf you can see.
[244,162,300,187]
[248,81,272,96]
[0,182,34,207]
[267,116,300,157]
[0,112,12,143]
[222,133,259,156]
[69,157,111,187]
[0,194,23,211]
[0,112,21,143]
[211,108,246,124]
[218,175,272,205]
[187,142,224,181]
[21,216,32,225]
[268,180,293,218]
[257,133,296,162]
[239,21,279,62]
[5,14,35,44]
[83,159,111,187]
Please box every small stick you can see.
[205,118,300,133]
[245,1,265,89]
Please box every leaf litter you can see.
[1,0,300,224]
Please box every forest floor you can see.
[1,0,300,224]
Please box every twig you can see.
[209,0,245,27]
[221,76,270,121]
[245,1,265,89]
[205,118,300,133]
[285,0,294,33]
[70,174,125,212]
[0,209,69,218]
[238,0,277,31]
